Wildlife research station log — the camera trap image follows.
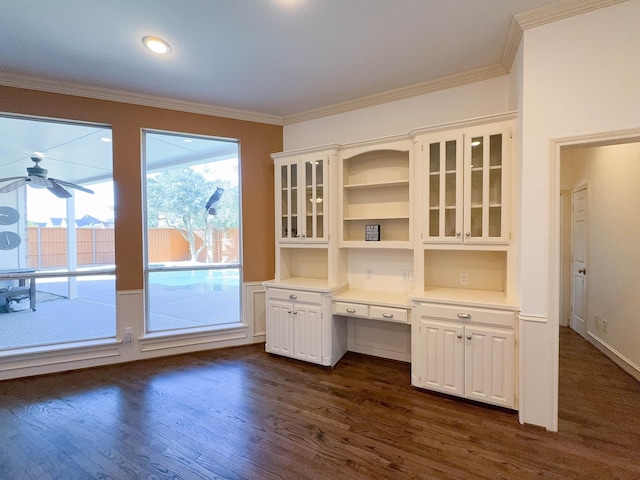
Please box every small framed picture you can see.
[365,224,380,241]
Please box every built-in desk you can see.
[0,270,36,312]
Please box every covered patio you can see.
[0,271,240,350]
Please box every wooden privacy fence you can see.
[27,227,239,269]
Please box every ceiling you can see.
[0,0,567,122]
[0,0,602,185]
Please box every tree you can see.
[146,166,237,262]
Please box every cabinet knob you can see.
[456,232,461,237]
[465,232,471,238]
[289,294,297,300]
[301,234,306,238]
[457,333,462,339]
[578,268,586,275]
[467,335,472,340]
[287,309,292,314]
[457,313,471,319]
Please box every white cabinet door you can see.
[422,133,464,243]
[462,124,510,244]
[266,300,294,358]
[416,318,464,397]
[464,325,514,408]
[293,303,323,363]
[275,154,328,244]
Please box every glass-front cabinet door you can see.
[275,154,328,243]
[279,161,299,241]
[463,124,509,244]
[304,158,325,241]
[422,122,510,245]
[423,134,463,242]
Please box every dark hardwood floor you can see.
[1,327,639,479]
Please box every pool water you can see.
[149,269,240,290]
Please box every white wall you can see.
[562,143,640,374]
[519,1,640,428]
[284,76,511,149]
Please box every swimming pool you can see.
[148,268,240,290]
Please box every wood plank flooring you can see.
[1,327,639,479]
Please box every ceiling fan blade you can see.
[51,178,94,194]
[0,178,28,193]
[0,176,27,183]
[46,181,73,199]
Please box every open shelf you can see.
[342,148,411,247]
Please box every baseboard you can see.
[588,332,640,381]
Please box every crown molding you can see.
[0,73,284,126]
[501,0,627,71]
[283,64,508,126]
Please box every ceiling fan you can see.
[0,157,94,198]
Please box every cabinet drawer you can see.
[268,288,322,305]
[333,302,368,318]
[418,304,515,328]
[369,305,409,324]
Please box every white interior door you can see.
[571,186,588,338]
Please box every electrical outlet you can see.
[365,269,373,281]
[459,273,468,285]
[401,270,413,282]
[302,264,308,276]
[595,314,601,330]
[123,327,133,343]
[602,318,608,333]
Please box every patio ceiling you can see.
[0,116,237,186]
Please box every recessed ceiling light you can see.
[142,36,171,54]
[101,137,112,143]
[184,139,193,143]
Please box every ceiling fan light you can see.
[143,36,171,54]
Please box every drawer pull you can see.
[382,313,394,319]
[457,334,462,339]
[346,308,356,313]
[457,313,471,319]
[289,294,298,300]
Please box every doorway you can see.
[559,139,640,380]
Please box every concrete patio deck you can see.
[0,271,240,350]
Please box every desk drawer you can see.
[268,288,322,305]
[333,302,368,318]
[418,303,515,328]
[369,305,408,324]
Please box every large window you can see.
[143,131,241,333]
[0,115,115,351]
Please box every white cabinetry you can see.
[265,284,347,366]
[418,121,511,245]
[412,302,516,409]
[273,147,337,244]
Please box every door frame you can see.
[549,127,640,432]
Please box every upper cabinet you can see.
[418,120,512,246]
[339,138,413,248]
[273,147,338,244]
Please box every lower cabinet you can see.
[412,303,517,409]
[265,286,347,366]
[267,298,322,363]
